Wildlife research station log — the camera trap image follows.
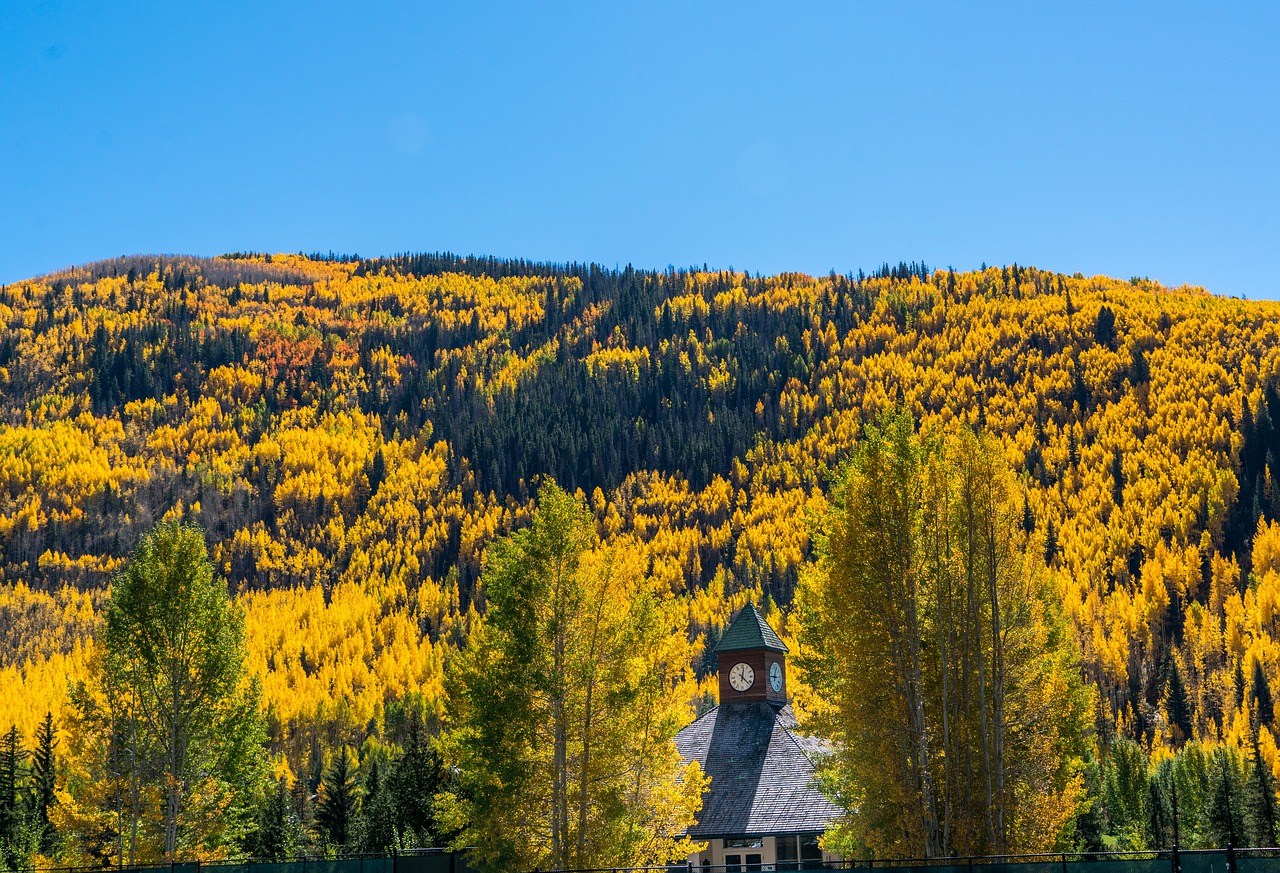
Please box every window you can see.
[725,838,764,849]
[725,854,742,873]
[775,835,824,870]
[800,835,823,868]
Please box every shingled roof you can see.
[713,603,788,654]
[675,702,844,837]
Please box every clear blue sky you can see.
[3,2,1277,297]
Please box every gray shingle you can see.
[675,702,844,837]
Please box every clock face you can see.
[729,662,755,692]
[769,661,783,692]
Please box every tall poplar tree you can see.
[437,480,706,871]
[63,521,265,862]
[798,410,1090,857]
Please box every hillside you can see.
[2,253,1279,769]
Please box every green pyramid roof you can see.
[714,603,788,654]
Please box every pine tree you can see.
[0,726,32,871]
[1165,656,1193,747]
[289,776,317,856]
[1245,730,1279,848]
[1094,305,1118,349]
[388,704,444,847]
[316,748,359,853]
[1045,518,1059,565]
[248,777,299,860]
[27,713,57,856]
[1146,777,1169,849]
[359,758,397,852]
[1206,749,1243,849]
[1251,660,1274,725]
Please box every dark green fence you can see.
[23,850,477,873]
[514,849,1280,873]
[25,848,1280,873]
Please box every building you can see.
[676,604,845,870]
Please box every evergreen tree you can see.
[1094,304,1118,348]
[1166,656,1193,747]
[248,777,300,860]
[387,704,444,847]
[1045,518,1059,565]
[1146,777,1170,849]
[1206,749,1243,849]
[0,727,29,870]
[26,714,57,856]
[1251,660,1274,726]
[1245,730,1279,848]
[316,748,359,853]
[289,777,317,856]
[359,758,397,852]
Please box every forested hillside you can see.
[2,252,1279,785]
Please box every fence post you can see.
[1060,853,1066,873]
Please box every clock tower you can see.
[715,603,788,706]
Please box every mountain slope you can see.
[1,253,1277,762]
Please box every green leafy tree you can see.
[798,410,1090,857]
[1102,737,1149,849]
[64,520,266,861]
[437,480,705,871]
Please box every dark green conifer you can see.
[0,726,27,869]
[27,713,57,855]
[1045,518,1059,566]
[249,777,299,860]
[316,748,359,853]
[1207,748,1243,849]
[360,758,397,852]
[1252,659,1274,726]
[1166,656,1193,747]
[388,704,445,846]
[1245,729,1279,848]
[1094,305,1118,349]
[1146,777,1169,849]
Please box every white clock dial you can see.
[729,662,755,692]
[769,661,783,692]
